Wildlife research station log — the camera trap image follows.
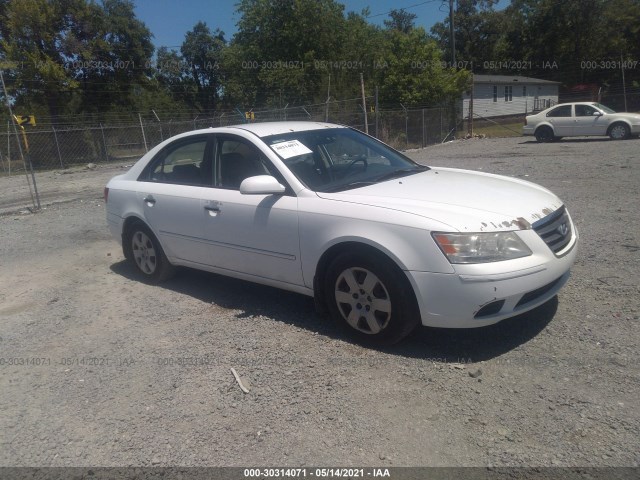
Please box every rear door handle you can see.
[143,195,156,205]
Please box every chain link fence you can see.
[0,100,459,174]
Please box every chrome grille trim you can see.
[532,206,573,255]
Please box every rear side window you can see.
[140,136,212,186]
[546,105,572,117]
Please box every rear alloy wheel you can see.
[535,126,554,143]
[123,222,175,283]
[325,252,419,345]
[609,123,630,140]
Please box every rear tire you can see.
[609,123,630,140]
[535,126,554,143]
[123,222,176,283]
[324,251,420,345]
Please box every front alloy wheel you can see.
[335,267,392,334]
[609,123,629,140]
[325,252,419,345]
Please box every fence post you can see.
[375,86,379,138]
[139,113,148,152]
[399,104,408,149]
[7,120,10,176]
[52,126,64,168]
[100,123,108,161]
[0,140,5,173]
[422,109,425,148]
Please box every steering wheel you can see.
[344,156,368,176]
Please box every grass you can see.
[466,121,524,138]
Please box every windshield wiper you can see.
[373,165,429,183]
[322,181,377,193]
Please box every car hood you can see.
[316,167,563,232]
[607,112,640,121]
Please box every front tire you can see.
[535,126,554,143]
[123,222,176,283]
[609,123,630,140]
[324,252,419,345]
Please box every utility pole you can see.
[360,72,369,134]
[449,0,456,66]
[621,53,628,112]
[449,0,457,139]
[468,73,474,136]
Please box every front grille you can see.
[532,206,573,254]
[515,276,563,308]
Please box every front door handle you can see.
[204,205,221,217]
[143,195,156,205]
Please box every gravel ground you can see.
[0,136,638,468]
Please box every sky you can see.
[133,0,486,51]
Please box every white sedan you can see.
[523,102,640,142]
[105,122,578,344]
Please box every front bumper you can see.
[407,231,578,328]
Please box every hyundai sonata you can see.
[105,122,578,344]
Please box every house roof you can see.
[473,75,561,85]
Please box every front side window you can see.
[216,137,274,190]
[141,136,211,186]
[575,104,599,117]
[546,105,572,117]
[263,128,427,193]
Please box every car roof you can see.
[227,121,346,138]
[551,102,597,107]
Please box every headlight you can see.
[432,232,532,264]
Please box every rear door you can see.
[136,134,215,266]
[545,105,574,136]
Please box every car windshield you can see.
[262,128,428,192]
[593,103,616,114]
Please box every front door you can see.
[202,135,303,287]
[574,104,608,136]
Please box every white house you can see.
[463,75,560,119]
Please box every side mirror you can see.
[239,175,286,195]
[593,111,603,116]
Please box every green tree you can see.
[376,27,471,105]
[78,0,154,114]
[383,8,417,34]
[0,0,83,120]
[0,0,155,120]
[227,0,347,107]
[181,22,225,111]
[430,0,502,68]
